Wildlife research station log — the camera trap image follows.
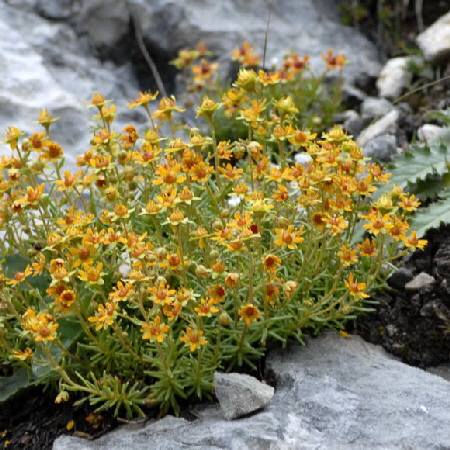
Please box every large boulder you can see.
[53,332,450,450]
[0,3,143,172]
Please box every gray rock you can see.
[405,272,436,291]
[343,111,365,138]
[53,332,450,450]
[341,84,367,110]
[334,110,365,137]
[357,109,401,147]
[360,97,394,119]
[214,372,274,420]
[362,135,398,162]
[75,0,382,84]
[417,11,450,63]
[376,56,419,99]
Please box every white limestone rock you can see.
[417,11,450,63]
[357,109,401,147]
[376,56,419,99]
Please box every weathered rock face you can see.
[53,332,450,450]
[75,0,382,81]
[0,2,144,172]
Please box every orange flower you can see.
[225,272,240,287]
[54,290,76,313]
[264,254,281,273]
[363,213,394,236]
[357,238,377,257]
[141,316,170,342]
[398,194,421,212]
[231,42,260,67]
[238,304,260,325]
[109,281,134,302]
[219,163,244,181]
[324,214,348,234]
[322,49,346,70]
[6,265,32,285]
[152,96,185,121]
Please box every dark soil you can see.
[355,224,450,367]
[3,3,450,450]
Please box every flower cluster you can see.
[0,50,423,418]
[172,42,347,134]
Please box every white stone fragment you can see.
[417,11,450,63]
[376,56,418,99]
[405,272,436,291]
[214,372,274,420]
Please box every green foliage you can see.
[0,49,420,419]
[376,113,450,237]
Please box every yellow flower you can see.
[152,96,185,121]
[194,297,219,317]
[88,302,117,331]
[180,327,208,352]
[128,90,159,109]
[22,309,59,342]
[148,281,176,304]
[274,96,298,116]
[3,126,25,149]
[274,225,304,249]
[141,316,170,342]
[54,290,76,313]
[402,231,427,250]
[196,96,221,119]
[345,273,369,299]
[398,193,421,211]
[337,245,358,267]
[6,265,32,285]
[78,262,105,285]
[13,348,33,360]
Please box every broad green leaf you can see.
[409,189,450,238]
[376,143,449,199]
[0,368,32,402]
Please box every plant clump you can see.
[0,44,426,419]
